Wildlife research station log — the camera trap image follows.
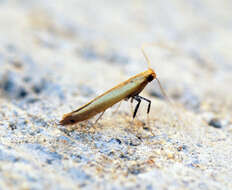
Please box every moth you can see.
[60,48,166,125]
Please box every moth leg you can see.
[132,95,141,118]
[112,101,122,115]
[128,97,134,116]
[137,95,151,114]
[137,95,155,136]
[94,110,105,125]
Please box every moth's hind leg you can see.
[80,111,106,133]
[94,110,105,125]
[112,101,122,115]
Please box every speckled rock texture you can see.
[0,1,232,190]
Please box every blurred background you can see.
[1,0,231,118]
[0,0,232,189]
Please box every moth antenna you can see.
[141,42,181,69]
[156,77,188,130]
[141,42,188,129]
[141,45,152,69]
[156,78,171,103]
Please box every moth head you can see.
[147,68,156,82]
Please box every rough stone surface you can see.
[0,1,232,190]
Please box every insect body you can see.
[60,68,156,125]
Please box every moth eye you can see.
[147,74,154,82]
